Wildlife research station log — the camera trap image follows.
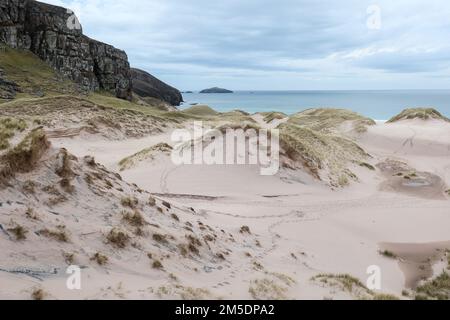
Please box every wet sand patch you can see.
[379,241,450,288]
[377,159,447,199]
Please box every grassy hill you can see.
[0,45,79,100]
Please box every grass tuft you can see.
[31,288,45,300]
[415,271,450,300]
[152,260,163,269]
[39,227,68,242]
[379,250,397,259]
[8,224,28,240]
[106,228,130,248]
[91,252,108,266]
[122,210,146,227]
[121,196,138,209]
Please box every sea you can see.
[180,90,450,120]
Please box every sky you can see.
[43,0,450,91]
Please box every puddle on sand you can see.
[377,159,447,199]
[402,178,431,187]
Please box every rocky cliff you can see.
[0,68,20,99]
[0,0,132,100]
[131,68,183,106]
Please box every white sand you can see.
[1,117,449,300]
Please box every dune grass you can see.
[311,273,399,300]
[379,250,397,259]
[387,108,450,123]
[249,278,289,300]
[261,111,288,123]
[118,143,173,171]
[288,108,375,134]
[279,123,368,186]
[415,271,450,300]
[182,105,219,116]
[2,128,50,175]
[39,228,69,242]
[0,117,27,150]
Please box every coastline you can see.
[180,90,450,120]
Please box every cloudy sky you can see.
[44,0,450,91]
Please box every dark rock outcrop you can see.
[0,68,20,99]
[0,0,132,100]
[131,68,182,106]
[200,87,233,93]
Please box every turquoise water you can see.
[181,90,450,120]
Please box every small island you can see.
[199,87,233,93]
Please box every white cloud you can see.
[41,0,450,90]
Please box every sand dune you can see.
[1,105,449,300]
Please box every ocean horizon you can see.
[181,90,450,120]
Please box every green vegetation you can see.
[279,123,368,186]
[152,233,168,244]
[372,293,400,300]
[120,196,139,209]
[106,228,130,248]
[122,210,146,227]
[413,251,450,300]
[118,143,173,171]
[8,224,28,241]
[89,91,175,116]
[39,227,69,242]
[0,117,27,150]
[91,252,108,266]
[379,250,397,259]
[311,273,399,300]
[152,260,164,269]
[249,278,289,300]
[387,108,450,123]
[240,225,251,234]
[2,128,49,174]
[359,162,375,171]
[415,271,450,300]
[182,105,218,116]
[31,288,45,300]
[312,273,368,293]
[0,45,78,98]
[260,111,287,123]
[88,92,217,123]
[287,108,376,134]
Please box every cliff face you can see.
[0,0,132,100]
[131,68,183,106]
[0,68,20,99]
